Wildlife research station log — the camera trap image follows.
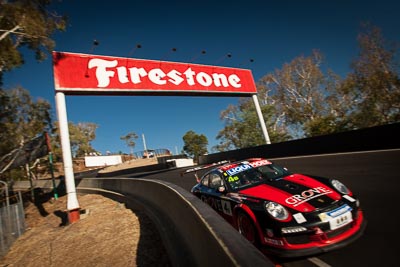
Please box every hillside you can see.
[0,193,171,266]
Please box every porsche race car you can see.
[189,158,366,258]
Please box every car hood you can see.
[238,173,342,212]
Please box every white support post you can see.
[252,94,271,144]
[142,133,147,157]
[55,92,80,222]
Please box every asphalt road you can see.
[123,149,400,267]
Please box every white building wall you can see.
[84,155,122,167]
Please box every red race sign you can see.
[53,51,257,96]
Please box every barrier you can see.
[199,122,400,165]
[0,199,25,258]
[9,123,400,265]
[12,178,273,267]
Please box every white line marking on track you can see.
[308,257,332,267]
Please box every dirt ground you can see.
[0,193,172,267]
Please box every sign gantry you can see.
[53,51,271,222]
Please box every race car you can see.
[189,158,366,258]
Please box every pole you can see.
[26,164,34,202]
[55,92,80,223]
[0,180,9,207]
[142,133,147,157]
[45,132,58,200]
[252,94,271,144]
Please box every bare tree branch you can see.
[0,25,21,42]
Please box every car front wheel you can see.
[237,211,258,245]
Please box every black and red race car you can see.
[188,158,366,258]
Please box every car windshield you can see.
[257,163,290,179]
[224,163,290,191]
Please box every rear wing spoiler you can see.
[181,160,230,182]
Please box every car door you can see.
[207,172,236,217]
[197,172,222,212]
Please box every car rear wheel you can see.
[237,211,258,245]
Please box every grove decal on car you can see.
[188,158,367,258]
[285,186,334,207]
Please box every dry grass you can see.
[0,194,171,267]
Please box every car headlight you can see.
[331,179,350,194]
[265,201,289,221]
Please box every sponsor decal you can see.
[293,213,307,224]
[88,59,242,88]
[285,186,333,207]
[342,194,356,202]
[327,204,352,218]
[283,175,341,201]
[319,204,353,230]
[225,164,252,176]
[318,213,328,222]
[321,205,353,230]
[53,52,257,95]
[248,159,272,168]
[220,163,237,171]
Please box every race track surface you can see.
[123,149,400,267]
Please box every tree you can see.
[257,50,355,138]
[216,24,400,146]
[339,23,400,128]
[182,130,208,161]
[216,50,353,147]
[68,122,98,157]
[214,99,290,152]
[52,121,98,158]
[0,87,52,156]
[120,132,138,155]
[0,0,67,83]
[0,87,52,181]
[260,50,344,137]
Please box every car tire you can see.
[237,211,258,245]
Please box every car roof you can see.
[215,158,271,171]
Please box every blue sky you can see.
[3,0,400,155]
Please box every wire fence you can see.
[0,191,25,258]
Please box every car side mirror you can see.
[218,186,226,193]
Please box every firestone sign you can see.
[52,51,268,223]
[53,51,257,96]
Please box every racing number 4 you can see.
[228,176,239,182]
[221,200,233,216]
